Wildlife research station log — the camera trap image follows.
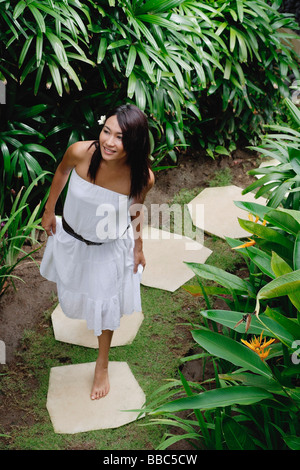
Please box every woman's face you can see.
[99,115,127,163]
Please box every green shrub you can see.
[1,0,299,178]
[243,97,300,210]
[0,175,45,294]
[142,203,300,450]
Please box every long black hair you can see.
[88,104,151,199]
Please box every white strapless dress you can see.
[40,169,142,336]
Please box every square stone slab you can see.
[187,185,267,240]
[51,304,144,348]
[46,361,145,434]
[141,226,212,292]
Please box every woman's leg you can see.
[90,329,113,400]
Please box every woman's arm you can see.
[130,169,155,273]
[42,142,85,236]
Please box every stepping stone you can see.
[187,185,267,240]
[51,304,144,348]
[141,226,212,292]
[46,361,145,434]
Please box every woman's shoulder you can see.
[68,140,96,158]
[63,140,96,166]
[148,168,155,189]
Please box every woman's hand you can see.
[42,209,57,236]
[133,240,145,274]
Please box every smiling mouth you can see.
[103,146,115,154]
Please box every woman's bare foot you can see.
[90,358,110,400]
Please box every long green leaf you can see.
[47,31,68,64]
[0,140,11,173]
[65,4,89,43]
[230,27,236,52]
[234,201,271,220]
[227,237,274,278]
[264,307,300,343]
[97,37,107,64]
[137,47,155,82]
[36,32,43,67]
[186,262,256,296]
[151,386,273,414]
[134,78,146,110]
[265,208,300,236]
[62,63,82,91]
[236,0,244,22]
[192,328,273,378]
[241,173,282,195]
[48,58,63,96]
[283,435,300,450]
[19,55,36,85]
[125,45,137,78]
[28,4,46,33]
[19,35,34,67]
[268,181,292,208]
[22,143,56,160]
[288,147,300,176]
[183,283,229,296]
[222,416,256,450]
[220,372,294,405]
[127,71,137,99]
[199,309,293,345]
[136,0,185,14]
[15,104,48,119]
[34,60,45,95]
[13,1,27,20]
[294,233,300,270]
[284,97,300,127]
[137,14,180,30]
[271,251,292,277]
[256,270,300,315]
[178,370,211,446]
[165,55,184,89]
[238,218,294,252]
[200,310,261,335]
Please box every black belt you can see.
[62,216,103,246]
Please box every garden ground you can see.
[0,147,259,449]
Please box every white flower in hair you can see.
[98,115,106,125]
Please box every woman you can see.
[40,104,154,400]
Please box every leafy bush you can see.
[243,97,300,210]
[142,202,300,450]
[0,175,45,295]
[1,0,299,180]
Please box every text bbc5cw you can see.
[147,454,197,465]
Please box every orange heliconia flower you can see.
[233,238,256,249]
[241,331,275,361]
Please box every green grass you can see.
[209,168,233,187]
[0,283,206,450]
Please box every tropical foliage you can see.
[242,97,300,210]
[142,192,300,449]
[1,0,300,448]
[0,175,45,294]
